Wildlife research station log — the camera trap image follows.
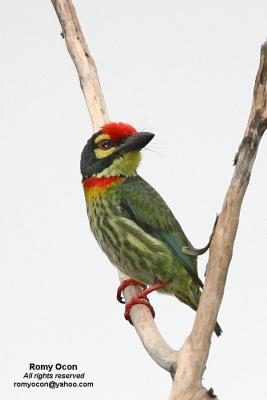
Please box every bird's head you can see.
[80,122,154,179]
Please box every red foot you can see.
[125,298,155,324]
[117,279,147,304]
[122,279,172,325]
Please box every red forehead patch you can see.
[101,122,137,141]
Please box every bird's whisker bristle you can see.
[143,147,166,157]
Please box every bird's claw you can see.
[125,297,155,325]
[117,279,171,325]
[116,279,147,304]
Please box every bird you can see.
[80,122,222,336]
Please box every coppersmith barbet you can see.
[81,122,222,336]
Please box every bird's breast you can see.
[83,176,125,202]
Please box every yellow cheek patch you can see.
[94,147,115,159]
[95,133,110,144]
[96,151,141,177]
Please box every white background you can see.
[0,1,266,399]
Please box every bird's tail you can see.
[175,294,223,337]
[214,321,222,337]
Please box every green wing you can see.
[120,176,203,288]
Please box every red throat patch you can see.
[101,122,137,141]
[83,176,124,189]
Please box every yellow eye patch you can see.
[94,147,115,159]
[95,133,110,144]
[94,133,115,159]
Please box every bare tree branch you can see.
[51,0,178,374]
[169,42,267,400]
[51,0,109,129]
[51,1,266,398]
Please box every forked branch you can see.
[51,1,266,398]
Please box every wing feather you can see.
[119,176,203,288]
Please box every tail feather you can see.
[175,294,223,337]
[214,321,222,337]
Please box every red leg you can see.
[124,280,171,325]
[117,279,147,304]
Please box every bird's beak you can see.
[119,132,154,154]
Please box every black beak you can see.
[119,132,154,154]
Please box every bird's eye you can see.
[98,139,112,150]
